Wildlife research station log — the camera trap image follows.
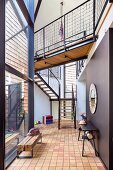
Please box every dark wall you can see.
[86,30,109,169]
[109,28,113,170]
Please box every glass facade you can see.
[5,1,29,167]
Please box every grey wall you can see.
[109,28,113,170]
[86,30,109,169]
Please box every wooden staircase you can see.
[35,68,76,129]
[60,99,75,128]
[58,84,76,129]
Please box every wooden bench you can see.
[17,133,42,158]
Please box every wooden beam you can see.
[35,55,88,72]
[35,0,42,22]
[16,0,34,27]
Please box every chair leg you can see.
[31,149,33,158]
[17,150,19,158]
[92,138,98,156]
[78,129,81,141]
[82,138,85,156]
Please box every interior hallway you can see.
[7,122,105,170]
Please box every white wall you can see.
[34,84,50,123]
[76,80,86,120]
[52,101,59,120]
[35,0,86,31]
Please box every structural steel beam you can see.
[5,64,33,82]
[34,0,42,22]
[27,0,34,130]
[0,0,5,169]
[16,0,33,27]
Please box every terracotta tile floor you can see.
[7,122,105,170]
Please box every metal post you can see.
[43,28,45,58]
[93,0,96,37]
[28,0,34,130]
[64,15,66,49]
[64,65,66,116]
[74,110,76,129]
[58,84,61,129]
[76,62,78,79]
[48,69,49,85]
[0,0,5,169]
[79,61,81,72]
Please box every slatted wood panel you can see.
[35,42,93,71]
[5,1,28,75]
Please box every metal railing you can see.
[72,84,76,129]
[6,83,25,130]
[34,0,108,59]
[76,59,86,78]
[38,68,61,97]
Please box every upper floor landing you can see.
[34,0,108,71]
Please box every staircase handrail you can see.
[48,69,60,85]
[49,68,61,98]
[38,68,61,97]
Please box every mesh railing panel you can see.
[34,0,108,58]
[95,0,107,28]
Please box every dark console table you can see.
[78,122,98,157]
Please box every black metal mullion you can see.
[10,0,28,36]
[34,0,42,22]
[0,0,5,169]
[16,0,33,27]
[5,63,33,82]
[28,0,34,130]
[93,0,96,37]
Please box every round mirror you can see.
[89,83,97,114]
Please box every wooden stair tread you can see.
[37,82,44,84]
[61,115,73,117]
